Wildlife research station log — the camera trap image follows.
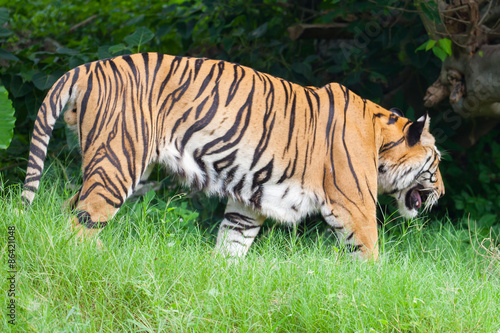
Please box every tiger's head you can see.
[377,109,445,218]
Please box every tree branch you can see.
[69,15,98,32]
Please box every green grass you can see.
[1,181,499,332]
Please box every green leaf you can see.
[425,39,436,51]
[108,43,127,54]
[177,20,196,40]
[68,56,86,69]
[432,47,447,62]
[415,42,426,52]
[291,62,314,82]
[124,27,154,51]
[291,62,311,75]
[327,65,343,74]
[478,50,484,57]
[438,38,452,56]
[0,26,11,37]
[369,71,388,84]
[0,8,9,25]
[98,46,112,59]
[0,49,19,62]
[420,1,440,22]
[221,37,234,52]
[0,86,16,149]
[56,47,79,56]
[125,14,145,27]
[32,72,58,90]
[249,22,268,39]
[8,75,31,98]
[0,7,9,25]
[477,214,497,228]
[415,39,435,52]
[406,43,429,68]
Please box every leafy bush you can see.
[0,86,16,149]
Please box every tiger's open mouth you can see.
[405,185,430,210]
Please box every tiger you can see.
[21,52,444,260]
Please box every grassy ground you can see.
[1,181,499,332]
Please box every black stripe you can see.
[285,93,296,152]
[213,150,238,174]
[281,187,290,199]
[194,63,216,100]
[156,56,182,105]
[76,211,108,229]
[178,58,190,84]
[280,80,289,117]
[327,120,361,209]
[388,113,398,124]
[301,140,310,185]
[233,175,246,199]
[193,58,204,81]
[339,85,362,197]
[251,84,276,169]
[162,70,193,117]
[32,117,51,138]
[24,174,42,184]
[80,72,94,152]
[224,212,255,225]
[229,239,246,246]
[122,55,137,79]
[343,244,363,253]
[249,188,263,209]
[148,53,164,116]
[251,112,275,169]
[48,72,70,118]
[79,176,124,207]
[193,149,207,189]
[224,165,238,188]
[304,89,315,127]
[325,85,335,149]
[278,160,292,184]
[170,107,193,140]
[82,62,91,74]
[22,185,37,193]
[226,64,245,107]
[199,77,255,156]
[26,159,42,173]
[180,85,219,153]
[122,116,138,187]
[29,144,47,161]
[252,159,274,189]
[380,136,405,153]
[277,151,298,184]
[195,96,209,119]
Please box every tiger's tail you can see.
[21,68,80,205]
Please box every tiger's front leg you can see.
[322,203,379,260]
[215,199,265,257]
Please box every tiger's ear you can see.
[390,107,404,117]
[407,112,429,146]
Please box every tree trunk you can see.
[418,0,500,122]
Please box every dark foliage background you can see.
[1,0,498,233]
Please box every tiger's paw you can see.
[69,217,105,249]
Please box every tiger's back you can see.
[22,53,444,259]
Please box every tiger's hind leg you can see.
[215,199,265,258]
[70,182,128,246]
[69,160,152,246]
[63,188,81,212]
